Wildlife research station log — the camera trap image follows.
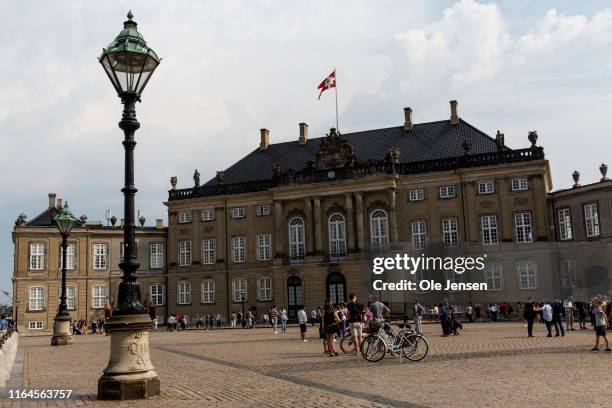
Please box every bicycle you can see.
[340,326,372,354]
[360,321,428,362]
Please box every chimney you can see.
[403,107,413,131]
[56,198,63,209]
[450,100,459,125]
[155,219,164,229]
[299,122,308,145]
[260,128,269,150]
[48,193,56,208]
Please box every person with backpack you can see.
[590,300,611,352]
[346,293,365,354]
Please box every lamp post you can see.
[51,203,77,346]
[97,11,161,400]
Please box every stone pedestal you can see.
[98,314,160,400]
[51,314,73,346]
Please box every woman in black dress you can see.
[323,302,339,357]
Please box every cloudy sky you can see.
[1,0,612,297]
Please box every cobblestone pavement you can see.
[2,322,611,407]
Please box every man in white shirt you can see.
[536,301,554,337]
[297,305,308,342]
[310,308,317,326]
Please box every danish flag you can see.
[317,70,336,100]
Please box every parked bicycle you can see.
[360,321,428,362]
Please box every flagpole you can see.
[334,69,339,132]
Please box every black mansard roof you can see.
[168,119,544,200]
[205,119,500,186]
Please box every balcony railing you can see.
[168,147,545,200]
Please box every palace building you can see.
[164,101,556,319]
[11,194,167,334]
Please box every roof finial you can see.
[127,10,134,20]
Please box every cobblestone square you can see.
[2,322,611,408]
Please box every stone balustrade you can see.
[0,328,18,388]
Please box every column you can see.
[215,207,226,262]
[304,198,314,255]
[274,200,283,258]
[355,192,365,251]
[388,188,399,243]
[314,197,322,254]
[345,193,355,252]
[192,209,201,264]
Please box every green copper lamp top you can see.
[55,202,78,235]
[101,11,160,63]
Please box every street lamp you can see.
[51,202,77,346]
[97,11,161,400]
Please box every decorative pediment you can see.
[312,128,357,170]
[326,202,345,216]
[367,199,390,213]
[286,207,306,220]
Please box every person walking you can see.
[590,300,610,352]
[413,300,425,334]
[576,301,587,329]
[280,307,288,333]
[297,305,308,342]
[524,297,537,337]
[564,297,575,331]
[323,302,340,357]
[465,303,473,323]
[347,293,365,354]
[536,301,554,337]
[551,298,565,337]
[270,305,279,334]
[310,308,317,326]
[439,301,450,336]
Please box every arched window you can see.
[370,210,389,251]
[326,273,346,305]
[287,276,303,319]
[258,276,273,301]
[328,213,346,259]
[201,280,215,304]
[288,217,305,261]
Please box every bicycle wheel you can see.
[340,334,356,354]
[360,334,386,362]
[401,334,428,361]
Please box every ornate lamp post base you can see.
[98,314,160,400]
[51,314,73,346]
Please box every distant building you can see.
[12,194,167,334]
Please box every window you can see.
[258,277,272,301]
[370,210,389,251]
[93,243,108,270]
[92,285,108,308]
[179,240,192,266]
[201,280,215,304]
[231,207,245,219]
[446,269,464,291]
[256,234,271,261]
[150,284,164,306]
[178,281,191,304]
[411,221,427,250]
[288,217,305,260]
[414,268,428,293]
[408,189,424,201]
[514,212,533,243]
[150,243,164,269]
[517,261,537,289]
[328,213,347,259]
[439,185,456,198]
[232,279,247,303]
[58,285,76,310]
[584,203,600,238]
[29,287,44,311]
[484,263,503,291]
[60,243,76,270]
[29,243,46,270]
[511,178,528,191]
[561,260,576,289]
[480,215,499,245]
[442,218,459,247]
[201,209,215,221]
[202,239,216,265]
[478,181,495,194]
[232,236,246,263]
[28,321,43,330]
[557,208,573,240]
[256,204,270,216]
[178,212,192,224]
